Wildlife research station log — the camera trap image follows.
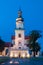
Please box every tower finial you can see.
[19,6,22,11]
[18,7,22,18]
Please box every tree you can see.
[27,30,41,57]
[0,38,5,54]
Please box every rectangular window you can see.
[19,34,21,37]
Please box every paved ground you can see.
[1,58,43,65]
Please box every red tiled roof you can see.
[5,36,30,47]
[11,36,30,40]
[25,36,30,39]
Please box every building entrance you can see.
[19,53,21,58]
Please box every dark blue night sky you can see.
[0,0,43,51]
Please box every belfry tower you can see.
[10,9,30,58]
[15,9,25,49]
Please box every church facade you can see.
[9,9,30,58]
[1,9,40,57]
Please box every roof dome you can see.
[16,9,24,22]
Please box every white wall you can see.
[15,30,25,49]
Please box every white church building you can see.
[9,9,30,58]
[1,9,40,57]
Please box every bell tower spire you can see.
[15,9,25,50]
[16,9,24,29]
[18,8,22,18]
[16,8,24,22]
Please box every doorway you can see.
[19,52,21,58]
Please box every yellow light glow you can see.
[10,53,13,57]
[14,54,18,57]
[27,54,30,58]
[22,54,25,58]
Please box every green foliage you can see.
[29,30,41,43]
[27,30,42,57]
[0,39,5,52]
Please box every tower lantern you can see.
[16,9,24,29]
[18,9,22,18]
[15,9,25,49]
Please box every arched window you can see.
[6,49,8,55]
[19,47,21,49]
[18,34,21,37]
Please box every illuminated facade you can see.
[0,9,40,57]
[9,9,30,58]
